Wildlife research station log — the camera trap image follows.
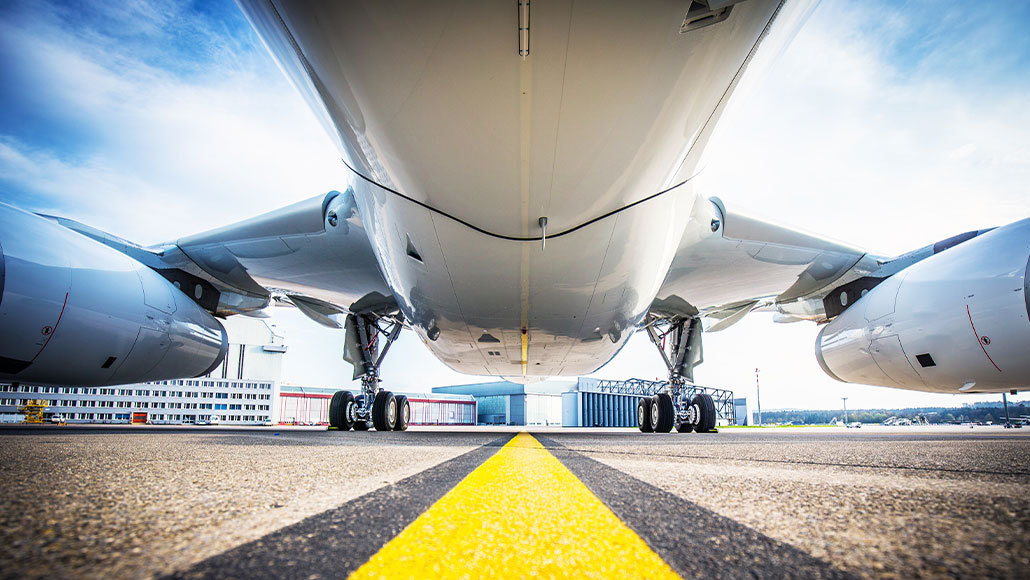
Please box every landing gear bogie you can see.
[330,310,408,434]
[636,314,723,435]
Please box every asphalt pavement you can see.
[0,424,1026,579]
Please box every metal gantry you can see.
[593,378,736,424]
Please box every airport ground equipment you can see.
[638,315,720,433]
[329,309,408,431]
[18,399,46,424]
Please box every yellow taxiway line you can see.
[348,432,681,579]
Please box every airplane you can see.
[1,0,1027,435]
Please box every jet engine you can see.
[0,203,228,387]
[815,219,1030,394]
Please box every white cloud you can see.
[0,3,346,244]
[703,1,1030,256]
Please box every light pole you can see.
[755,368,762,426]
[842,397,849,426]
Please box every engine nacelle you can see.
[0,203,228,386]
[815,219,1030,393]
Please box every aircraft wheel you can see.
[651,393,675,433]
[329,390,355,431]
[676,421,694,433]
[353,420,370,431]
[394,395,410,431]
[372,390,397,431]
[692,393,717,433]
[637,397,654,433]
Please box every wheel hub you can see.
[686,404,699,426]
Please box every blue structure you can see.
[435,377,736,427]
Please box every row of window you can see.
[152,379,272,390]
[58,413,271,423]
[1,383,273,397]
[0,398,270,411]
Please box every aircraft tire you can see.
[394,395,410,431]
[637,397,654,433]
[692,393,717,433]
[372,390,397,431]
[353,420,370,431]
[329,390,355,430]
[652,393,675,433]
[676,421,694,433]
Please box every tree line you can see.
[754,402,1028,425]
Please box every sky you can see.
[0,0,1027,411]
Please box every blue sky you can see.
[0,0,1027,410]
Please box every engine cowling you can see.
[815,219,1030,393]
[0,203,228,387]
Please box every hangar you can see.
[435,378,736,427]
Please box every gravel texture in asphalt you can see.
[0,424,1026,580]
[0,426,489,580]
[569,426,1030,579]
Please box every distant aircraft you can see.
[1,0,1027,434]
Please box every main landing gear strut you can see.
[638,315,717,434]
[329,311,410,432]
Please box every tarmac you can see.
[0,424,1027,579]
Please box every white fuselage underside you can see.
[241,0,804,379]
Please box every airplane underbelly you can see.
[352,177,697,378]
[243,0,792,236]
[239,0,810,377]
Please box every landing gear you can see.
[638,315,720,434]
[330,310,407,432]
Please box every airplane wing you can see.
[54,188,393,327]
[652,196,883,330]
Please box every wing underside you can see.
[653,196,881,330]
[54,189,394,325]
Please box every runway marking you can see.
[166,437,513,580]
[537,436,859,580]
[348,432,681,580]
